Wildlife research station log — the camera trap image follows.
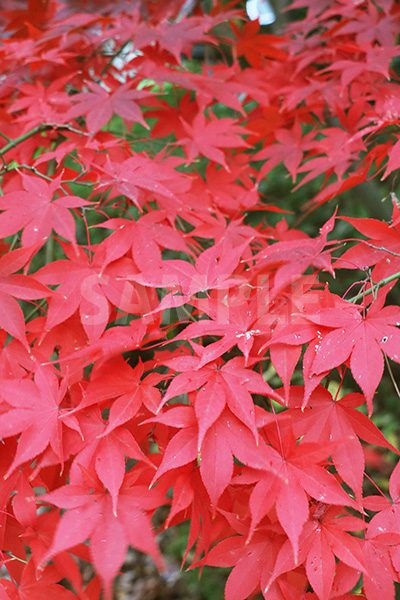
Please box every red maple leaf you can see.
[201,532,285,600]
[148,405,272,508]
[131,237,249,313]
[366,460,400,541]
[251,212,336,298]
[383,136,400,179]
[135,17,214,62]
[35,242,143,340]
[285,386,398,500]
[181,113,249,169]
[67,81,149,133]
[0,174,90,247]
[159,355,280,444]
[337,204,400,282]
[96,153,190,209]
[0,366,81,478]
[1,559,76,600]
[254,121,311,181]
[41,468,165,599]
[304,298,400,413]
[97,211,188,268]
[245,427,359,560]
[175,292,266,366]
[0,245,50,346]
[265,504,366,599]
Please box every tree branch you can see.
[0,123,87,157]
[348,271,400,303]
[0,125,44,156]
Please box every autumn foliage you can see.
[1,0,400,598]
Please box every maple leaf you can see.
[68,405,154,517]
[159,355,280,446]
[67,81,149,132]
[8,77,70,128]
[131,237,249,313]
[382,136,400,179]
[44,318,149,375]
[135,17,214,62]
[202,533,280,600]
[181,113,249,169]
[285,386,398,500]
[189,64,270,112]
[199,411,277,507]
[2,0,400,597]
[234,21,288,67]
[304,299,400,413]
[338,197,400,286]
[322,46,399,87]
[0,367,80,477]
[329,1,396,46]
[97,211,188,268]
[294,128,366,190]
[366,460,400,541]
[0,366,81,478]
[246,427,359,560]
[254,121,311,181]
[0,245,51,346]
[97,153,190,209]
[175,292,265,366]
[361,536,398,600]
[35,243,144,340]
[202,158,259,213]
[78,357,161,430]
[251,212,336,298]
[149,405,273,508]
[40,470,164,600]
[337,209,400,276]
[264,505,366,599]
[1,559,76,600]
[0,174,90,247]
[255,278,323,398]
[11,472,37,528]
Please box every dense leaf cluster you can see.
[0,1,400,598]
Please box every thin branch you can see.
[384,354,400,400]
[0,123,87,157]
[364,242,400,258]
[348,271,400,303]
[0,125,44,156]
[25,164,52,181]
